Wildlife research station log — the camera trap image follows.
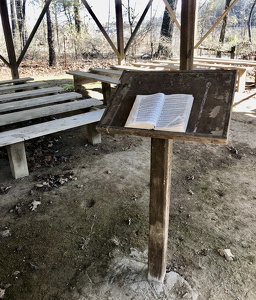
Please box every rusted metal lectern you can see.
[97,70,236,282]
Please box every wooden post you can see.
[101,82,112,105]
[148,138,173,283]
[115,0,125,65]
[7,142,29,179]
[180,0,197,70]
[87,123,102,145]
[148,0,197,283]
[0,0,19,78]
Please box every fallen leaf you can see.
[0,229,11,238]
[218,248,235,261]
[30,200,41,211]
[0,288,5,299]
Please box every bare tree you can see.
[10,0,17,37]
[217,0,232,58]
[46,5,56,66]
[73,0,81,34]
[248,0,256,42]
[15,0,27,49]
[157,0,178,57]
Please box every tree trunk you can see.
[46,6,56,66]
[10,0,16,37]
[15,0,27,49]
[248,0,256,42]
[157,0,178,58]
[217,0,232,58]
[73,0,81,34]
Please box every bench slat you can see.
[0,109,105,147]
[0,81,46,93]
[0,87,64,103]
[0,98,102,126]
[0,92,83,113]
[89,68,122,77]
[0,77,34,86]
[112,65,170,71]
[66,71,119,85]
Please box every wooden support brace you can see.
[87,122,102,145]
[148,138,173,283]
[7,142,29,179]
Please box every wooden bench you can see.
[66,70,120,104]
[134,61,247,92]
[0,86,64,103]
[0,77,34,86]
[132,62,179,70]
[111,64,177,72]
[0,84,104,179]
[89,67,122,77]
[192,62,248,93]
[0,81,47,94]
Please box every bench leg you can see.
[236,69,246,93]
[87,122,102,145]
[7,142,29,179]
[73,76,99,98]
[102,82,112,105]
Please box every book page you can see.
[125,93,165,129]
[156,94,194,132]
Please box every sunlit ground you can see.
[233,90,256,118]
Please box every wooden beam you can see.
[0,54,10,67]
[115,0,125,64]
[81,0,119,58]
[148,138,172,283]
[180,0,197,70]
[194,0,239,49]
[124,0,154,54]
[0,0,19,78]
[162,0,181,30]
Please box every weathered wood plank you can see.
[0,98,101,126]
[0,81,46,93]
[132,62,178,70]
[89,68,122,77]
[0,92,83,113]
[0,109,105,147]
[112,65,170,71]
[0,87,64,103]
[148,138,172,283]
[0,77,34,85]
[194,56,256,67]
[66,70,120,85]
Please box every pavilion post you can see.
[115,0,125,65]
[0,0,19,78]
[180,0,197,70]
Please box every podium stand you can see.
[97,70,236,282]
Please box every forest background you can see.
[0,0,256,69]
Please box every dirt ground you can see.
[0,64,256,299]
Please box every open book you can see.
[125,93,194,132]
